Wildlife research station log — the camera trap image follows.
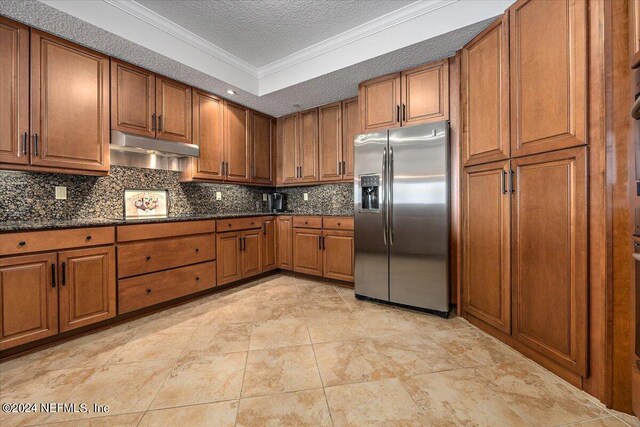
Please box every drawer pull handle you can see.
[18,241,26,246]
[86,235,92,241]
[146,256,151,261]
[228,224,232,227]
[304,221,308,224]
[337,223,341,226]
[146,288,152,294]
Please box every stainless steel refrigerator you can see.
[354,122,449,315]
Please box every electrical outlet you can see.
[262,193,268,202]
[215,191,222,200]
[303,193,308,201]
[55,186,67,200]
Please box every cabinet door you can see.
[224,101,251,183]
[251,111,273,184]
[319,102,343,182]
[216,232,242,285]
[280,114,299,184]
[192,90,224,180]
[262,218,277,272]
[341,97,358,181]
[110,59,156,138]
[322,230,354,282]
[30,30,109,172]
[462,15,510,167]
[277,216,293,270]
[0,253,58,350]
[0,16,29,165]
[511,147,587,375]
[293,228,323,276]
[401,59,449,126]
[58,246,115,332]
[358,73,401,132]
[156,75,192,143]
[462,160,511,334]
[509,0,587,157]
[631,0,640,68]
[299,108,319,183]
[241,230,262,278]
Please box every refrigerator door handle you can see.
[382,147,388,245]
[389,146,394,245]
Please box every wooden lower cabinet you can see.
[58,246,115,332]
[277,216,293,269]
[262,218,277,272]
[241,230,262,277]
[293,228,323,276]
[322,230,354,282]
[216,232,242,286]
[0,253,58,350]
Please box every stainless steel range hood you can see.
[110,130,199,171]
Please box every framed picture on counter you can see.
[124,189,169,218]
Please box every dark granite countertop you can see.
[0,212,353,232]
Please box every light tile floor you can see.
[0,274,637,427]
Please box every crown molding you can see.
[258,0,454,78]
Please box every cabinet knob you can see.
[18,241,26,246]
[304,221,308,224]
[228,224,232,227]
[146,288,152,294]
[86,235,92,241]
[337,223,341,226]
[251,222,255,225]
[195,276,200,281]
[195,248,199,253]
[146,256,151,261]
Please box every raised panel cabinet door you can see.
[224,101,251,183]
[110,59,156,138]
[0,17,29,165]
[299,108,319,183]
[358,73,401,132]
[216,232,242,285]
[241,230,262,278]
[401,59,449,126]
[156,75,192,143]
[293,228,323,276]
[262,218,277,272]
[251,111,273,184]
[192,90,224,180]
[58,246,115,332]
[280,114,299,184]
[511,147,587,375]
[0,253,58,350]
[509,0,587,157]
[341,97,359,180]
[277,216,293,269]
[462,160,511,334]
[322,230,354,282]
[319,102,343,182]
[30,30,110,172]
[462,15,510,167]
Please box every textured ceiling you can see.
[134,0,415,67]
[0,1,494,117]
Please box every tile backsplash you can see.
[0,166,354,221]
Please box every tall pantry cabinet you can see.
[461,0,589,380]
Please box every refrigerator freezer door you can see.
[354,131,389,301]
[388,123,449,313]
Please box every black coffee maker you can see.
[267,192,285,212]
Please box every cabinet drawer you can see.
[322,217,354,231]
[118,261,216,314]
[0,227,115,256]
[216,217,262,232]
[117,234,215,278]
[292,216,322,229]
[117,220,215,242]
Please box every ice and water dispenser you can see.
[360,174,380,211]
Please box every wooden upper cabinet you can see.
[155,75,192,143]
[277,216,293,270]
[280,114,299,184]
[511,147,587,375]
[0,253,58,350]
[216,232,242,285]
[462,15,510,166]
[190,89,224,180]
[322,230,354,282]
[401,59,449,126]
[0,17,29,166]
[462,160,511,334]
[509,0,587,157]
[631,0,640,68]
[241,230,262,278]
[262,217,277,272]
[341,97,358,180]
[359,73,401,132]
[319,102,343,182]
[224,101,251,183]
[299,108,319,183]
[293,228,323,276]
[110,59,156,138]
[30,30,109,173]
[58,246,115,333]
[251,111,273,184]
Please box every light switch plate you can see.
[215,191,222,200]
[55,186,67,200]
[262,193,268,201]
[303,193,308,201]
